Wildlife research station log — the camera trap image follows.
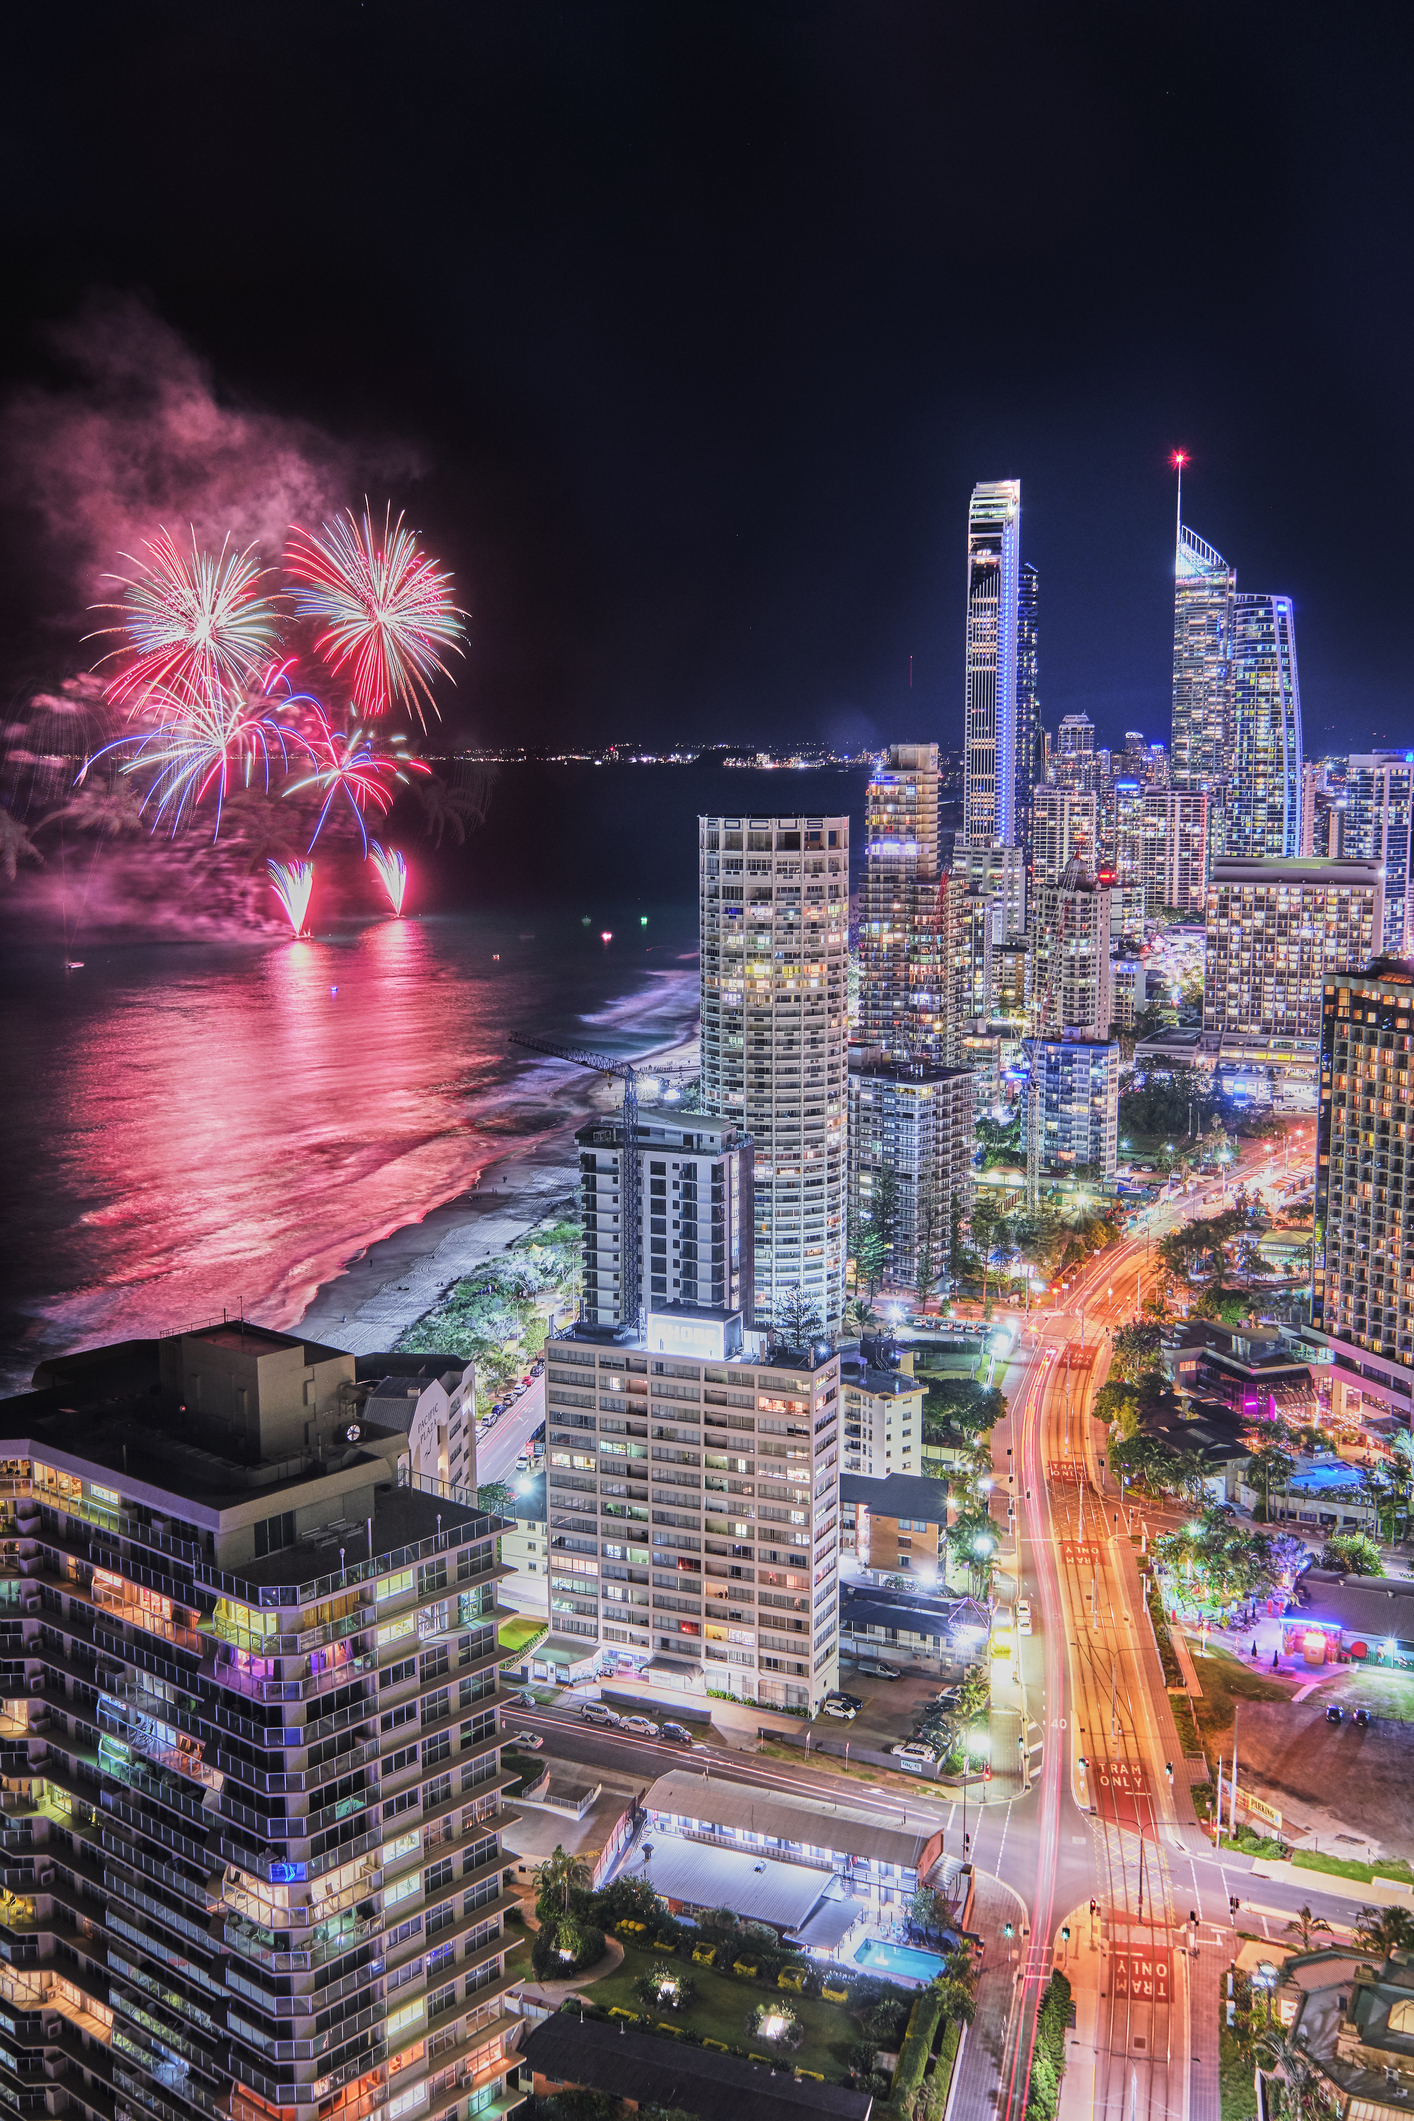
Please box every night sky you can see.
[3,3,1409,756]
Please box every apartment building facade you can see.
[699,815,849,1334]
[0,1324,523,2121]
[846,1059,975,1292]
[574,1110,753,1333]
[1313,962,1414,1405]
[541,1338,841,1714]
[1203,856,1386,1039]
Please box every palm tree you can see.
[1284,1905,1332,1952]
[1353,1904,1414,1957]
[0,808,44,884]
[532,1843,590,1914]
[1254,2022,1322,2121]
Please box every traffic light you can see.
[1004,1921,1014,1938]
[1229,1896,1241,1914]
[1189,1910,1198,1925]
[1165,1761,1173,1783]
[1061,1926,1071,1943]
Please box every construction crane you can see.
[509,1037,691,1332]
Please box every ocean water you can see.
[0,763,870,1389]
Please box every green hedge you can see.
[1026,1973,1072,2119]
[888,1989,945,2117]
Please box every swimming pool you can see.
[1287,1464,1368,1495]
[851,1938,948,1982]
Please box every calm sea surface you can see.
[0,765,869,1387]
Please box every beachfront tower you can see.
[858,743,944,1062]
[699,812,850,1337]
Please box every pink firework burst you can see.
[93,528,283,711]
[284,711,430,852]
[285,504,466,723]
[268,858,315,935]
[367,842,408,916]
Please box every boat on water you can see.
[64,959,84,970]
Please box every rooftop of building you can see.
[576,1106,750,1150]
[643,1768,934,1869]
[1209,855,1385,886]
[559,1323,839,1377]
[4,1334,501,1563]
[520,2017,873,2121]
[1285,1570,1414,1636]
[364,1372,463,1431]
[1164,1319,1315,1376]
[840,1583,988,1641]
[840,1472,949,1523]
[839,1354,926,1400]
[1134,1393,1252,1463]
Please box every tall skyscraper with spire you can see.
[963,478,1022,845]
[1229,592,1303,857]
[1171,521,1235,797]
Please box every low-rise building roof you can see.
[840,1472,950,1524]
[1286,1570,1414,1645]
[520,2016,873,2121]
[643,1769,934,1872]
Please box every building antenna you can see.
[1170,449,1189,570]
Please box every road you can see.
[982,1142,1341,2120]
[476,1372,546,1486]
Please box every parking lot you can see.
[825,1652,973,1756]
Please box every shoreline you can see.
[295,1029,701,1358]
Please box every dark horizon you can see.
[3,5,1410,763]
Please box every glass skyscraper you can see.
[1171,524,1235,799]
[963,479,1021,846]
[1229,592,1303,858]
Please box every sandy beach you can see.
[296,1029,700,1358]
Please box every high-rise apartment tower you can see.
[1313,961,1414,1384]
[1229,592,1303,858]
[858,745,944,1061]
[699,814,849,1333]
[0,1326,524,2121]
[1204,856,1385,1039]
[1344,754,1414,957]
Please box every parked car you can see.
[659,1721,695,1744]
[1016,1602,1033,1636]
[822,1699,858,1720]
[1325,1704,1344,1725]
[580,1704,621,1727]
[621,1715,661,1738]
[826,1689,864,1710]
[511,1689,538,1707]
[1354,1708,1372,1729]
[855,1659,902,1680]
[511,1731,543,1750]
[891,1741,938,1764]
